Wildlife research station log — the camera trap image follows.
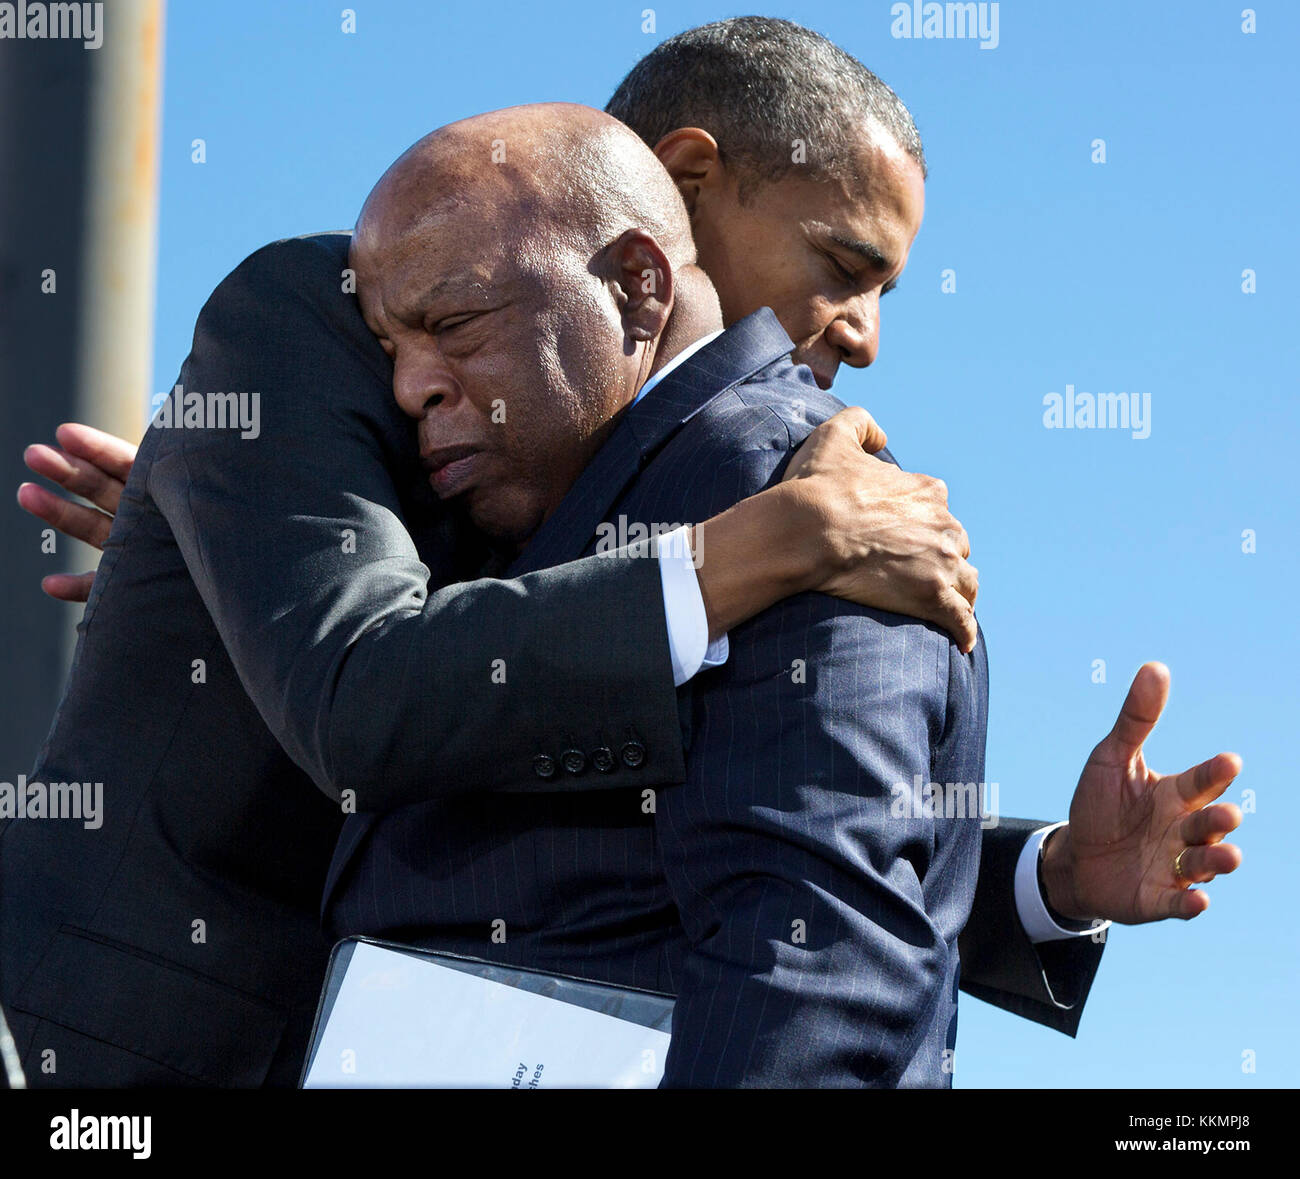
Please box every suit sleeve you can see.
[655,449,985,1087]
[958,818,1106,1036]
[149,239,685,810]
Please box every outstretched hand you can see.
[1042,662,1243,925]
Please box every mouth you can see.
[421,444,485,497]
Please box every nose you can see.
[823,292,880,369]
[391,344,458,420]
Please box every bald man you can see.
[313,102,987,1087]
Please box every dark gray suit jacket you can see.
[0,234,686,1087]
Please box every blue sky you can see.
[151,1,1299,1088]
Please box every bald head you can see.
[350,103,721,550]
[355,103,696,276]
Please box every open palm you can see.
[1052,662,1243,924]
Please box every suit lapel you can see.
[507,309,794,577]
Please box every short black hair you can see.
[605,16,926,196]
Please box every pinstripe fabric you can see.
[327,309,989,1086]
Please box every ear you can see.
[607,229,674,346]
[652,127,725,216]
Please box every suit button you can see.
[619,740,646,769]
[591,746,616,773]
[561,748,587,775]
[532,754,557,780]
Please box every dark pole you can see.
[0,25,95,785]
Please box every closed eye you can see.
[824,251,857,284]
[434,313,479,333]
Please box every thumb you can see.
[832,406,888,455]
[1108,661,1170,759]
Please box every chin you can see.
[468,496,542,551]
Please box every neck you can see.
[645,265,724,382]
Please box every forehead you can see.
[846,129,925,221]
[353,198,529,317]
[756,125,925,242]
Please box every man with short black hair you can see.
[606,14,1243,1033]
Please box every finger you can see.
[24,442,77,484]
[951,523,971,561]
[830,406,888,455]
[1174,841,1243,885]
[1181,801,1243,845]
[17,482,115,549]
[1173,751,1243,809]
[40,572,95,603]
[953,559,979,608]
[1107,661,1170,759]
[1167,887,1211,921]
[932,587,977,654]
[24,442,125,515]
[54,421,137,483]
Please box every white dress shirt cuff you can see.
[1014,822,1113,943]
[656,526,730,687]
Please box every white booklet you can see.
[301,939,674,1089]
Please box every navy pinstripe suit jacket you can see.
[325,309,990,1086]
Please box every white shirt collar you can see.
[632,330,725,406]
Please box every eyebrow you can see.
[386,273,494,325]
[422,274,491,306]
[808,220,895,274]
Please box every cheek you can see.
[480,289,629,493]
[718,239,785,322]
[763,281,837,355]
[482,334,585,484]
[550,295,630,425]
[693,212,777,322]
[713,230,818,334]
[800,301,840,350]
[457,357,519,439]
